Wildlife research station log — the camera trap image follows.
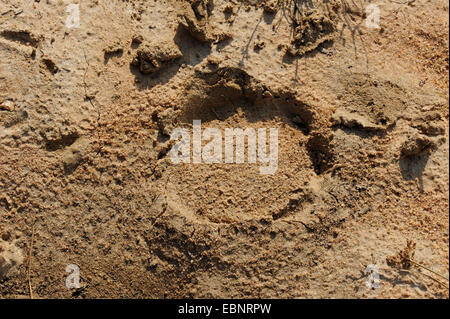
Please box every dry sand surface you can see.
[0,0,448,298]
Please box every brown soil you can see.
[0,0,448,298]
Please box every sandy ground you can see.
[0,0,448,298]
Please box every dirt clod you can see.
[131,41,182,75]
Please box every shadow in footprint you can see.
[104,50,123,65]
[399,153,430,193]
[173,24,212,67]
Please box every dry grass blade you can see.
[407,259,449,283]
